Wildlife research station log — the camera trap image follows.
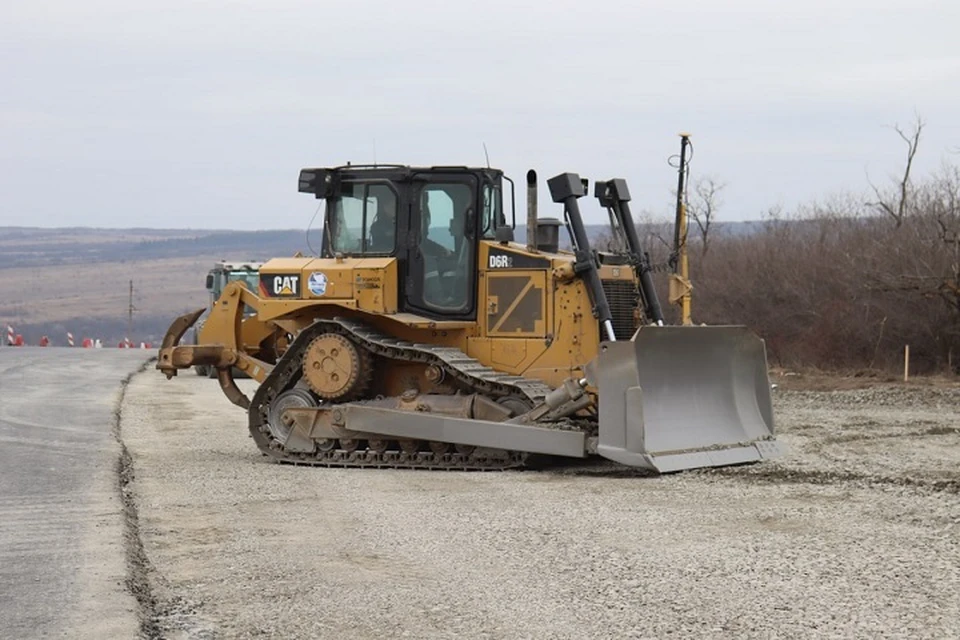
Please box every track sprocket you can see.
[301,333,371,401]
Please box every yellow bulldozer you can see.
[157,162,781,472]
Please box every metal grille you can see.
[601,279,641,340]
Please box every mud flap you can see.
[595,326,783,472]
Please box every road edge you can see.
[114,358,162,639]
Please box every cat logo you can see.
[260,273,300,298]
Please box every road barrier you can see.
[0,329,149,349]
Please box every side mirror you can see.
[205,274,214,290]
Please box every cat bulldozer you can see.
[157,164,782,472]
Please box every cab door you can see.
[404,174,478,320]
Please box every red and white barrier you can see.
[0,329,144,349]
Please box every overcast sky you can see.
[3,0,959,229]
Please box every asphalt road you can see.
[0,348,148,638]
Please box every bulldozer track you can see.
[248,317,569,470]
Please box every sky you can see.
[2,0,959,229]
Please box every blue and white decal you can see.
[307,271,329,296]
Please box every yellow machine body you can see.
[158,164,781,473]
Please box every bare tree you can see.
[687,177,725,255]
[936,217,960,314]
[861,161,960,370]
[760,203,784,221]
[592,230,617,252]
[931,166,960,319]
[868,114,924,227]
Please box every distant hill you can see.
[0,227,322,345]
[0,227,313,269]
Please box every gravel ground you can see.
[121,372,960,639]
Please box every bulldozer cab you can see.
[308,166,507,321]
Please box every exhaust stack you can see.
[526,170,538,252]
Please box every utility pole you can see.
[127,280,136,344]
[669,133,693,325]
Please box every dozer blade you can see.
[595,325,783,473]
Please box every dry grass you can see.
[0,227,299,333]
[771,367,958,391]
[0,257,211,325]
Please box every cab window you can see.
[328,183,397,254]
